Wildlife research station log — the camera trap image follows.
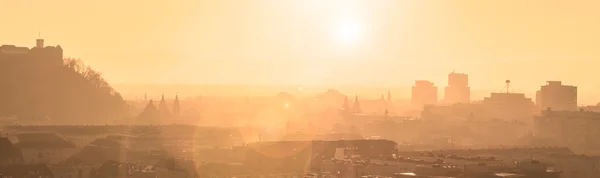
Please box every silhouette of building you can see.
[0,137,23,165]
[444,72,470,104]
[172,94,181,118]
[353,95,391,114]
[0,39,63,66]
[10,133,76,164]
[421,103,478,121]
[0,164,54,178]
[535,81,577,111]
[411,80,437,109]
[580,104,600,113]
[245,139,397,167]
[342,95,350,109]
[352,95,362,113]
[158,95,171,119]
[423,92,535,122]
[138,100,160,122]
[534,110,600,154]
[481,93,535,121]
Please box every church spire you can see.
[172,94,180,118]
[342,95,349,109]
[352,94,362,113]
[387,90,392,103]
[158,94,171,119]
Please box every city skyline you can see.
[2,1,600,177]
[2,38,597,106]
[2,1,600,97]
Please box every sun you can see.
[333,19,362,45]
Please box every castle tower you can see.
[387,90,392,103]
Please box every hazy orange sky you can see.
[2,0,599,104]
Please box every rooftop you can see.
[540,110,600,119]
[13,133,76,149]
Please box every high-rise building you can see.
[444,72,470,104]
[412,80,437,109]
[536,81,577,111]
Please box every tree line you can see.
[0,58,127,123]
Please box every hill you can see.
[0,58,126,123]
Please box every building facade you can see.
[10,133,77,164]
[481,93,536,121]
[444,72,470,104]
[534,110,600,154]
[535,81,577,111]
[411,80,437,109]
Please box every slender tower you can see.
[172,94,181,118]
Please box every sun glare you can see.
[333,19,362,45]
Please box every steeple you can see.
[172,94,180,118]
[342,95,350,109]
[352,94,362,113]
[380,94,385,101]
[158,94,171,119]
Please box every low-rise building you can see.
[423,93,535,122]
[0,164,54,178]
[0,137,23,165]
[535,81,577,111]
[10,133,76,164]
[534,110,600,154]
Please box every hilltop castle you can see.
[0,39,63,66]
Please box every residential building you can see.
[534,110,600,154]
[10,133,76,164]
[536,81,577,111]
